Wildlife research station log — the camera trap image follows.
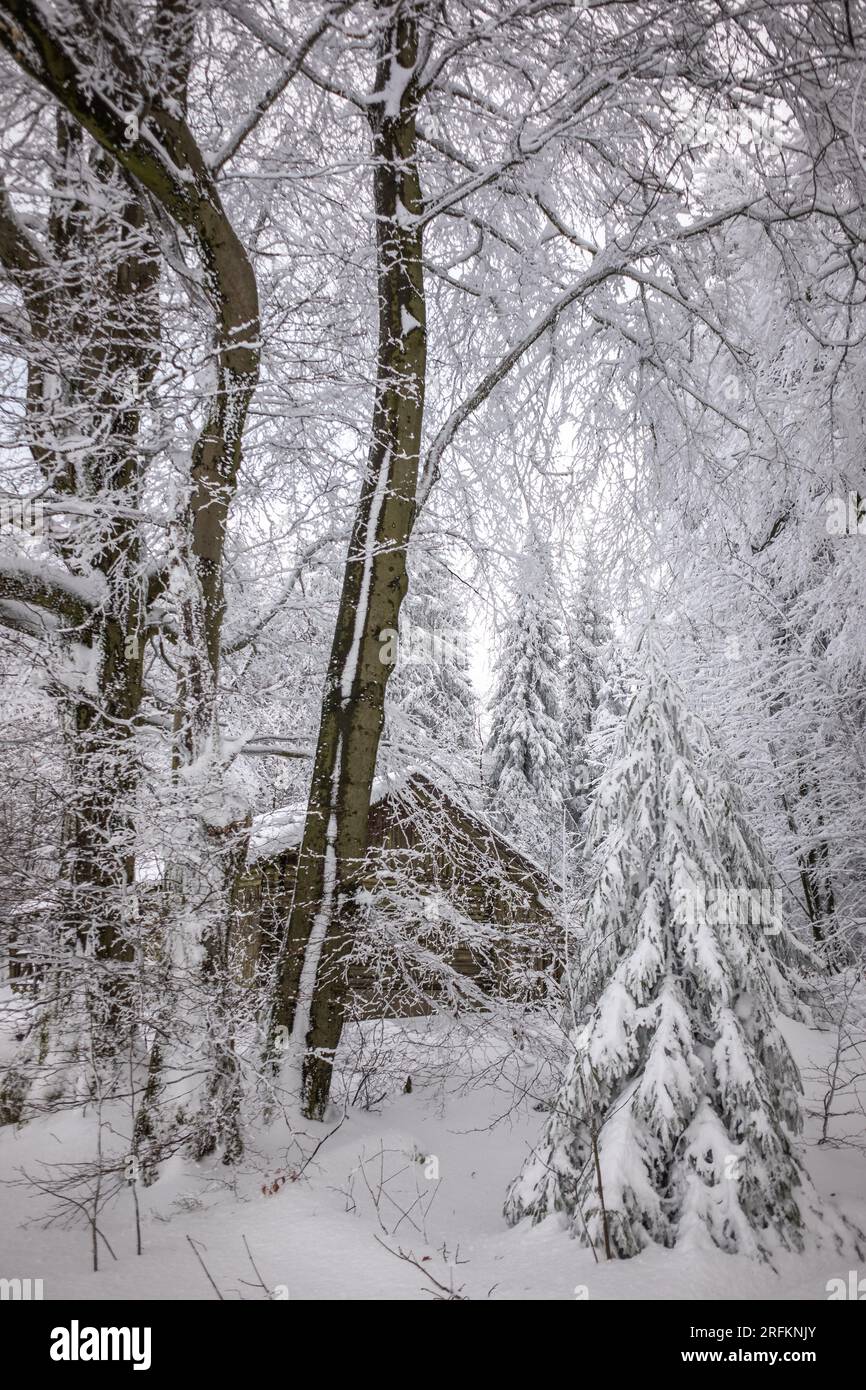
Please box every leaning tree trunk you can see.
[274,0,427,1120]
[168,281,261,1159]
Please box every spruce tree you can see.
[561,555,613,836]
[505,638,853,1260]
[485,542,566,868]
[384,546,479,787]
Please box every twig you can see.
[373,1235,469,1300]
[241,1234,271,1297]
[186,1234,225,1300]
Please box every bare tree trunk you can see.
[0,1,259,1149]
[0,111,159,1060]
[275,0,427,1120]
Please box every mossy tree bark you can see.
[275,0,427,1120]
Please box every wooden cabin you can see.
[237,772,561,1019]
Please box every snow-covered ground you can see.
[0,1015,863,1301]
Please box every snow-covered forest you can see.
[1,0,865,1309]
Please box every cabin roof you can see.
[247,766,411,864]
[247,769,557,901]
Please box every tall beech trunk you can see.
[0,113,159,1053]
[55,142,158,1020]
[0,1,260,1148]
[275,0,427,1120]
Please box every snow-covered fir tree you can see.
[505,635,854,1260]
[485,540,567,870]
[383,544,479,791]
[561,553,613,835]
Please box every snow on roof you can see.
[247,801,306,863]
[247,767,411,865]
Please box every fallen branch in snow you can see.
[186,1235,225,1301]
[373,1235,469,1301]
[240,1234,273,1300]
[293,1116,346,1181]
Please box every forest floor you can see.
[0,1013,864,1301]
